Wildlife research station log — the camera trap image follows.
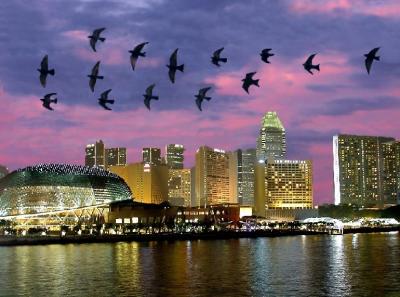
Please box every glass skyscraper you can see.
[142,147,162,166]
[85,140,105,169]
[256,111,286,162]
[165,144,184,169]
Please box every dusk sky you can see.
[1,0,400,205]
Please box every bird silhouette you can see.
[167,48,184,83]
[98,89,114,110]
[88,28,106,52]
[129,42,149,71]
[143,84,159,110]
[211,47,227,67]
[260,48,274,63]
[364,47,380,74]
[195,87,212,111]
[40,93,57,111]
[303,54,320,75]
[37,55,55,87]
[242,72,259,94]
[88,61,104,92]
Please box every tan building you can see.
[265,159,313,209]
[195,146,231,206]
[168,169,191,206]
[109,162,168,204]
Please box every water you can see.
[0,233,399,297]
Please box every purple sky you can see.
[1,0,400,205]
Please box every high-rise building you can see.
[168,169,191,206]
[229,149,256,206]
[85,140,105,169]
[109,162,168,204]
[142,148,162,166]
[256,111,286,162]
[105,147,127,168]
[166,144,184,169]
[265,160,313,209]
[333,134,399,207]
[195,146,230,206]
[0,165,9,179]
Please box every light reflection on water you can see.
[0,233,399,297]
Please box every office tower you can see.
[165,144,185,169]
[85,140,105,169]
[265,160,313,209]
[105,147,127,168]
[142,147,162,166]
[0,165,9,179]
[190,166,196,207]
[168,169,191,206]
[256,111,286,162]
[195,146,230,206]
[333,135,399,208]
[229,149,256,206]
[109,162,168,204]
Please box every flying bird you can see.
[260,48,274,64]
[211,47,227,67]
[241,72,259,94]
[129,42,149,71]
[195,87,212,111]
[143,84,159,110]
[37,55,55,87]
[98,89,114,110]
[40,93,57,111]
[167,48,184,83]
[88,28,106,52]
[364,47,380,74]
[88,61,104,92]
[303,54,320,75]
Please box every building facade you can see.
[166,144,184,169]
[195,146,230,206]
[256,111,286,162]
[142,148,162,166]
[109,163,168,204]
[168,169,191,206]
[85,140,106,169]
[333,134,399,207]
[265,160,313,209]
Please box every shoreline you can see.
[0,226,399,246]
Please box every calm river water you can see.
[0,233,399,297]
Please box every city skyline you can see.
[1,1,400,205]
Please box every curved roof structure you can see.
[0,164,132,217]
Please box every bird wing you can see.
[213,47,224,58]
[44,92,57,99]
[134,42,148,53]
[41,55,48,70]
[89,77,96,92]
[199,87,211,97]
[365,58,372,74]
[93,27,106,37]
[168,68,176,83]
[91,61,100,76]
[99,100,112,110]
[90,38,97,52]
[144,98,151,110]
[39,73,47,87]
[42,101,53,111]
[369,47,380,56]
[130,55,138,70]
[245,72,256,80]
[305,54,316,65]
[169,48,178,67]
[101,89,112,99]
[242,81,250,93]
[146,84,155,96]
[195,98,202,111]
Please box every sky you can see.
[1,0,400,205]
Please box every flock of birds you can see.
[38,28,382,111]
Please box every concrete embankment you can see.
[0,227,398,246]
